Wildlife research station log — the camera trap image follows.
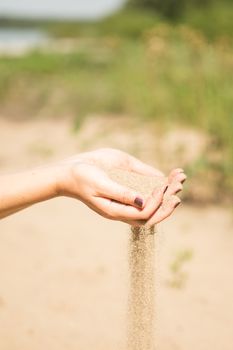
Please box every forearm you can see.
[0,149,186,223]
[0,165,63,219]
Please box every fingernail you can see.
[134,197,143,208]
[174,201,181,208]
[163,185,168,194]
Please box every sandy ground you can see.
[0,118,233,350]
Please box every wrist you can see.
[29,164,69,200]
[30,164,65,201]
[55,162,74,197]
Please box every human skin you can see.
[0,148,186,225]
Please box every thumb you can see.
[98,179,145,209]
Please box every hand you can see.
[58,148,186,226]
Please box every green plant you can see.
[167,249,193,289]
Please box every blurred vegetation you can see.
[1,1,233,40]
[128,0,211,20]
[0,0,232,200]
[168,249,193,289]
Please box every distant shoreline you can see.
[0,28,49,56]
[0,0,124,21]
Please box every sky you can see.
[0,0,126,20]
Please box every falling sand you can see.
[108,168,169,350]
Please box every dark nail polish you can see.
[134,197,143,208]
[163,185,168,194]
[174,201,181,208]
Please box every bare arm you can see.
[0,148,186,224]
[0,166,61,219]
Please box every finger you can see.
[124,183,169,226]
[179,173,187,184]
[93,196,143,221]
[128,156,165,177]
[94,182,168,223]
[146,195,181,227]
[169,173,187,187]
[97,178,145,209]
[168,168,185,183]
[137,183,168,219]
[165,181,183,197]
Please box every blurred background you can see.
[0,1,232,349]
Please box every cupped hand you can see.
[58,148,186,226]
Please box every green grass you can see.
[183,1,233,41]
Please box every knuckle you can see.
[122,189,131,204]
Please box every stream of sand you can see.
[108,168,168,350]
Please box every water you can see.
[0,28,47,44]
[0,28,49,54]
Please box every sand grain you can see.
[108,168,166,350]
